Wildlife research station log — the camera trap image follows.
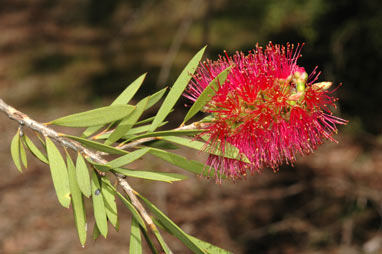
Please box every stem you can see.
[0,99,170,253]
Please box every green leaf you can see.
[81,125,104,138]
[23,135,48,164]
[81,74,146,137]
[76,153,92,198]
[138,193,206,254]
[65,135,128,155]
[140,225,158,254]
[91,171,108,238]
[183,66,231,124]
[126,129,202,143]
[49,105,135,127]
[115,191,146,230]
[187,235,233,254]
[161,136,250,163]
[66,153,87,247]
[113,168,188,183]
[87,159,112,172]
[161,136,205,150]
[19,138,27,168]
[134,116,156,126]
[10,130,22,172]
[149,46,207,132]
[145,87,167,110]
[35,132,46,146]
[130,217,142,254]
[152,226,172,254]
[145,140,178,150]
[128,122,166,135]
[45,137,71,208]
[105,97,149,145]
[107,148,150,168]
[148,148,218,178]
[100,177,119,231]
[112,73,147,106]
[93,121,168,140]
[92,222,101,240]
[155,217,233,254]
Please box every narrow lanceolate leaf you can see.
[91,171,108,238]
[105,97,149,145]
[138,193,206,254]
[112,73,147,105]
[187,234,233,254]
[152,226,172,254]
[92,222,101,240]
[200,134,251,163]
[148,148,220,178]
[126,123,160,135]
[66,153,87,247]
[10,130,22,172]
[145,87,167,110]
[88,161,112,173]
[23,135,48,164]
[141,226,158,254]
[135,116,156,126]
[112,168,188,183]
[145,140,178,150]
[123,121,169,139]
[149,46,207,132]
[19,138,27,168]
[161,136,205,150]
[161,136,250,163]
[155,217,233,254]
[45,137,71,208]
[107,148,150,168]
[82,74,147,137]
[76,153,91,198]
[65,135,128,155]
[115,191,146,230]
[92,121,168,140]
[49,105,135,127]
[35,132,46,146]
[101,177,119,231]
[126,129,202,142]
[81,125,104,138]
[130,217,142,254]
[183,66,231,124]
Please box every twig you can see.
[0,99,170,253]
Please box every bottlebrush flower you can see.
[185,42,347,179]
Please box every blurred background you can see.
[0,0,381,253]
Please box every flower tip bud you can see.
[313,81,332,90]
[301,72,308,82]
[294,70,308,81]
[288,91,304,101]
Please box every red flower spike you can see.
[185,42,348,180]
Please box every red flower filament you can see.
[185,42,348,179]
